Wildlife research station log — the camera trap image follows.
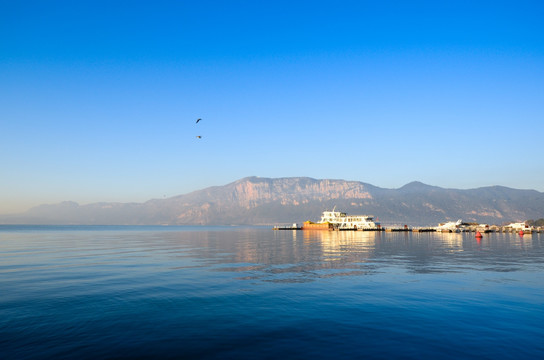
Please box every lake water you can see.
[1,226,543,359]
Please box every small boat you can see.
[435,219,463,233]
[504,222,533,234]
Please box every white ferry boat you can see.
[318,208,381,230]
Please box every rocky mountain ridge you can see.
[2,176,543,226]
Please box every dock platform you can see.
[273,225,301,230]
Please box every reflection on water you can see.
[167,229,544,282]
[261,230,543,281]
[1,226,544,359]
[1,227,543,285]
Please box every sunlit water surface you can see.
[1,226,543,359]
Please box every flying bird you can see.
[196,118,201,124]
[196,136,202,139]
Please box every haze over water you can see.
[1,226,543,359]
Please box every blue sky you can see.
[1,0,543,214]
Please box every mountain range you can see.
[2,176,543,226]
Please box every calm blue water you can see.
[1,226,543,359]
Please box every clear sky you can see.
[1,0,543,214]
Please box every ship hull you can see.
[302,221,333,230]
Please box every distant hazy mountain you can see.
[2,176,543,226]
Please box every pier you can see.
[273,224,302,230]
[273,210,544,234]
[273,224,544,234]
[385,225,411,232]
